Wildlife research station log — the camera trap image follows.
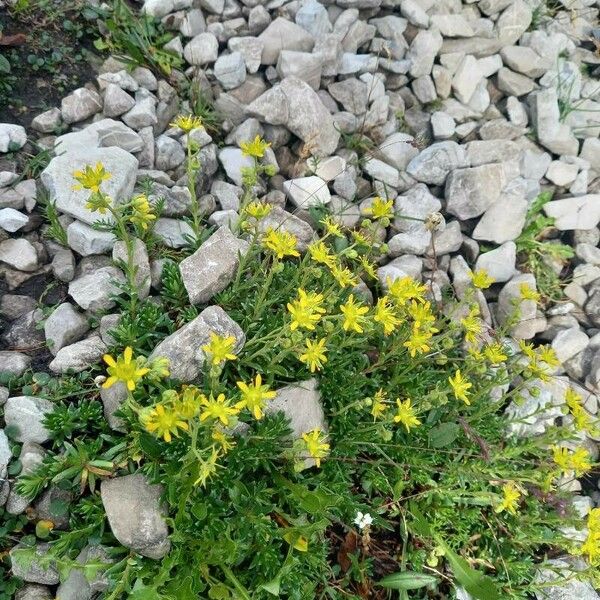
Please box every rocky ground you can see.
[1,0,600,597]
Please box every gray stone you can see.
[475,242,517,283]
[378,255,423,287]
[496,0,532,45]
[406,141,468,185]
[295,0,331,37]
[452,55,482,104]
[4,396,54,443]
[41,148,138,226]
[31,108,62,134]
[277,50,322,90]
[328,78,369,114]
[265,379,326,469]
[68,266,126,312]
[500,46,546,78]
[143,0,192,19]
[535,559,600,600]
[103,83,136,118]
[552,327,589,364]
[15,584,53,600]
[55,545,113,600]
[377,132,419,171]
[446,164,506,220]
[149,305,245,382]
[101,382,127,432]
[228,37,263,74]
[258,17,315,65]
[155,135,185,171]
[531,89,579,156]
[179,226,249,305]
[61,88,103,124]
[97,70,139,92]
[49,336,107,374]
[218,147,254,187]
[153,218,195,248]
[497,67,535,97]
[472,193,528,243]
[407,29,442,78]
[0,295,37,321]
[0,238,38,272]
[363,158,400,187]
[246,76,340,157]
[180,9,205,37]
[51,248,76,283]
[0,123,27,153]
[101,474,170,559]
[55,119,143,154]
[543,195,600,231]
[430,111,455,140]
[44,303,89,355]
[121,95,157,131]
[466,140,519,167]
[497,273,546,339]
[283,176,331,208]
[67,221,116,256]
[214,52,247,90]
[256,206,315,252]
[183,32,219,65]
[309,156,346,182]
[429,220,463,256]
[430,14,474,37]
[0,207,29,232]
[10,544,59,585]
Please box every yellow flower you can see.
[358,256,377,280]
[262,228,300,259]
[404,326,433,357]
[408,300,436,330]
[194,447,220,487]
[519,283,540,302]
[85,192,112,214]
[244,201,272,219]
[240,135,271,158]
[449,369,472,405]
[301,428,330,467]
[130,194,156,230]
[461,306,482,345]
[552,445,593,477]
[483,343,507,365]
[200,393,239,426]
[364,197,394,220]
[236,374,276,420]
[308,241,336,268]
[373,296,400,335]
[174,386,203,419]
[148,356,170,380]
[320,216,344,238]
[518,340,537,360]
[73,162,111,193]
[580,508,600,566]
[393,398,421,432]
[387,276,426,306]
[537,345,560,368]
[370,389,388,420]
[143,404,189,443]
[351,230,371,247]
[287,288,326,331]
[340,294,369,333]
[470,269,495,289]
[201,332,238,365]
[299,338,328,372]
[103,347,150,391]
[212,429,236,454]
[494,482,522,515]
[330,264,358,289]
[170,114,203,133]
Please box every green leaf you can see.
[259,576,281,596]
[378,571,438,590]
[428,422,460,448]
[442,545,502,600]
[139,432,162,458]
[0,55,11,74]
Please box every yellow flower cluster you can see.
[552,445,593,477]
[301,428,330,467]
[130,194,156,230]
[581,508,600,566]
[520,341,559,382]
[201,332,238,365]
[170,114,203,133]
[73,162,111,193]
[565,388,597,434]
[287,289,326,331]
[261,228,300,259]
[495,482,522,515]
[240,135,271,158]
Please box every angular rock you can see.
[31,108,62,134]
[68,266,126,312]
[214,52,247,90]
[121,96,157,130]
[406,141,468,185]
[183,32,219,65]
[103,83,136,118]
[543,195,600,231]
[44,303,89,355]
[155,135,185,171]
[0,238,38,272]
[15,584,53,600]
[101,474,170,559]
[552,327,589,365]
[475,241,517,283]
[101,382,127,433]
[149,306,245,382]
[277,50,322,91]
[497,273,546,339]
[0,123,27,152]
[472,192,528,243]
[113,238,151,300]
[258,17,315,65]
[41,148,138,226]
[153,218,195,248]
[55,545,113,600]
[0,207,29,232]
[67,221,116,256]
[283,176,331,208]
[407,29,442,77]
[4,396,54,443]
[10,544,59,585]
[61,88,103,124]
[0,351,31,376]
[446,164,506,220]
[218,147,254,187]
[496,0,532,45]
[49,336,107,374]
[179,226,249,305]
[256,207,315,251]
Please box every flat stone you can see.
[31,108,62,133]
[68,266,126,312]
[149,305,245,382]
[552,327,589,364]
[4,396,54,443]
[214,52,247,90]
[406,141,468,185]
[407,28,442,78]
[143,0,192,18]
[61,88,103,124]
[228,37,263,74]
[377,132,419,171]
[378,255,423,287]
[0,351,31,376]
[121,96,157,130]
[179,226,250,305]
[101,474,170,559]
[256,206,315,252]
[328,78,369,114]
[446,163,506,220]
[258,17,315,65]
[431,111,455,139]
[276,50,322,90]
[497,67,535,97]
[500,46,546,78]
[472,192,528,243]
[545,161,579,187]
[543,195,600,231]
[218,147,254,187]
[49,336,107,374]
[103,83,136,118]
[0,238,38,272]
[475,241,517,283]
[430,14,474,37]
[534,559,600,600]
[363,158,400,187]
[153,218,195,248]
[41,148,138,226]
[466,140,519,167]
[295,0,331,37]
[452,55,481,104]
[183,32,219,65]
[0,207,28,232]
[497,0,532,45]
[44,303,89,355]
[55,119,143,154]
[10,544,59,585]
[309,156,346,182]
[283,176,331,208]
[67,220,116,256]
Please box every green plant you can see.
[515,191,574,303]
[95,0,183,76]
[189,85,223,136]
[37,189,68,246]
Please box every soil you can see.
[0,5,102,127]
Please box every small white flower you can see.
[353,511,373,530]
